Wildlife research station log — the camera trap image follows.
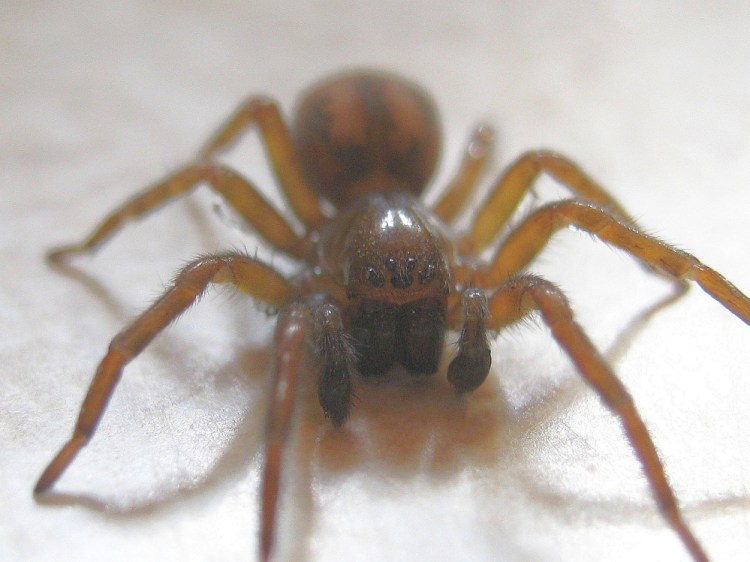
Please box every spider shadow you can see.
[303,278,692,484]
[46,258,133,323]
[513,278,690,435]
[287,280,745,559]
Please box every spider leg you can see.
[49,163,310,261]
[460,150,636,254]
[432,125,495,222]
[33,252,294,495]
[197,96,326,229]
[477,199,750,324]
[486,274,709,562]
[261,303,312,562]
[261,299,356,561]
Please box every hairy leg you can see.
[49,164,310,261]
[476,199,750,324]
[260,303,312,562]
[34,253,293,494]
[460,150,636,254]
[198,96,326,228]
[486,274,708,562]
[261,298,358,560]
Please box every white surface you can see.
[3,2,750,561]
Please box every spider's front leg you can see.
[485,275,709,562]
[478,199,750,324]
[261,302,312,562]
[34,253,294,494]
[261,298,357,562]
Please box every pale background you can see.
[2,2,749,561]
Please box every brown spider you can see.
[34,69,750,562]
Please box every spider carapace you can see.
[35,70,750,562]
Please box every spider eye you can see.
[391,270,413,289]
[385,257,397,272]
[405,257,417,272]
[419,263,435,284]
[366,266,385,287]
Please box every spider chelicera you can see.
[34,69,750,562]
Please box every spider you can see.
[34,69,750,562]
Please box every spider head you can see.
[338,193,451,304]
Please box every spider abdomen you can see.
[293,70,441,207]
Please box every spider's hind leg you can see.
[432,125,494,223]
[460,149,636,254]
[50,96,327,262]
[48,164,310,261]
[198,96,325,228]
